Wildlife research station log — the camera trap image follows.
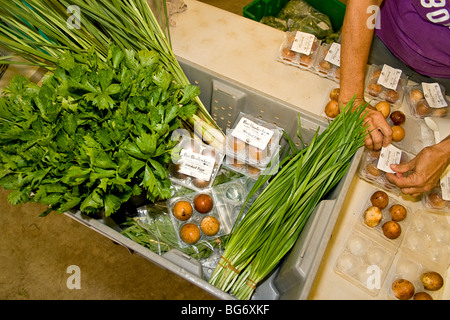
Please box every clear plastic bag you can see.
[261,0,334,40]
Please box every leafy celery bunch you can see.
[0,45,199,216]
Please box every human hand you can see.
[385,146,447,197]
[361,107,392,151]
[340,96,392,151]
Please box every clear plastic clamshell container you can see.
[358,147,414,195]
[334,188,414,296]
[167,177,258,249]
[404,83,449,119]
[335,187,449,300]
[364,64,408,109]
[224,112,282,178]
[380,212,450,300]
[168,136,224,191]
[313,42,341,83]
[421,186,450,213]
[278,31,321,71]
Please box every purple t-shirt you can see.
[375,0,450,78]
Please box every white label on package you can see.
[290,31,315,55]
[377,64,402,90]
[422,82,448,109]
[377,145,402,173]
[178,149,215,181]
[231,117,274,150]
[324,42,341,67]
[440,172,450,201]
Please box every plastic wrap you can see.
[261,0,335,40]
[121,201,226,260]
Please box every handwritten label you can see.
[422,82,448,109]
[377,145,402,173]
[324,42,341,67]
[231,117,274,150]
[377,64,402,90]
[290,31,315,55]
[178,149,215,181]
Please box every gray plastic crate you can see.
[65,56,362,300]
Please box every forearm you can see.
[339,0,384,105]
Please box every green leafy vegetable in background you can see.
[0,45,198,217]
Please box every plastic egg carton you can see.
[167,177,254,248]
[380,248,448,300]
[168,190,222,248]
[358,147,414,195]
[167,179,249,247]
[278,31,321,72]
[421,186,450,213]
[364,64,408,109]
[334,229,397,296]
[168,136,224,191]
[380,211,450,300]
[313,42,341,83]
[223,156,268,179]
[334,188,414,296]
[404,84,449,119]
[225,112,282,172]
[402,211,450,265]
[357,191,414,247]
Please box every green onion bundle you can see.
[209,100,368,300]
[0,0,224,148]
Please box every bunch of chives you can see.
[209,99,368,299]
[0,0,223,148]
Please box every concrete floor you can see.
[0,0,250,300]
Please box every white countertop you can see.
[171,0,449,300]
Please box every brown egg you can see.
[428,192,446,209]
[325,99,340,118]
[385,89,399,103]
[334,68,341,80]
[416,101,431,116]
[382,220,402,239]
[172,200,193,221]
[180,223,201,244]
[200,216,220,236]
[366,163,382,177]
[319,59,332,71]
[375,101,391,118]
[392,279,415,300]
[389,204,407,221]
[409,89,424,104]
[193,193,214,213]
[282,47,296,60]
[368,83,382,97]
[229,137,246,152]
[300,54,313,66]
[248,145,267,162]
[414,292,433,300]
[329,88,340,101]
[390,110,406,125]
[433,107,448,118]
[192,178,211,189]
[247,165,261,175]
[370,190,389,209]
[371,68,382,80]
[392,125,405,142]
